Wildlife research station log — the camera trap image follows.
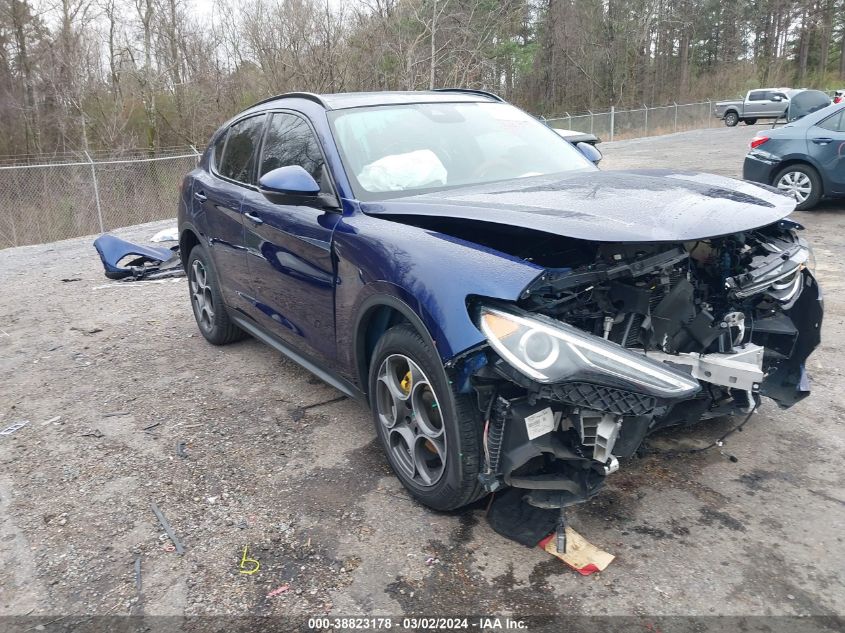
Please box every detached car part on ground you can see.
[178,89,823,524]
[93,234,184,280]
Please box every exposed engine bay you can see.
[445,218,823,512]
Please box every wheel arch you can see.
[353,294,439,404]
[770,158,825,195]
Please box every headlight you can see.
[477,305,700,398]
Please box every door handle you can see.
[193,191,207,202]
[244,212,264,225]
[812,138,833,145]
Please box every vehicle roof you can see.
[250,90,501,111]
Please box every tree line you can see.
[1,0,843,159]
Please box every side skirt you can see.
[231,314,365,402]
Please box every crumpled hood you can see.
[360,169,796,242]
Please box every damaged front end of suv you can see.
[453,219,822,510]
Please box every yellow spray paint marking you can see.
[400,371,412,394]
[239,545,260,575]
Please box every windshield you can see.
[328,102,595,201]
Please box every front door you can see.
[808,109,845,194]
[242,111,340,363]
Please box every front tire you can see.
[187,245,246,345]
[724,112,739,127]
[744,118,758,125]
[369,323,483,511]
[774,165,822,210]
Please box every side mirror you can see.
[771,95,783,102]
[259,165,320,196]
[576,142,602,165]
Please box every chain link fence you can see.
[544,101,720,140]
[0,150,199,249]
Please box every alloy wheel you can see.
[776,171,812,204]
[375,354,447,487]
[190,259,215,330]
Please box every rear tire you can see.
[724,112,739,127]
[369,323,484,511]
[774,164,822,210]
[744,118,758,125]
[187,245,247,345]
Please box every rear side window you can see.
[259,113,326,184]
[218,115,266,184]
[748,91,767,102]
[818,110,844,132]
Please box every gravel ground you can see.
[1,125,843,628]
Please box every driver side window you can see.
[259,113,326,186]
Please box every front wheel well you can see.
[355,299,439,402]
[357,305,408,397]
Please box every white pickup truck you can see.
[713,88,791,126]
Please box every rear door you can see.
[808,109,845,193]
[200,114,266,311]
[241,111,341,363]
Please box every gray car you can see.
[743,101,845,209]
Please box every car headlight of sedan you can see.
[477,305,700,398]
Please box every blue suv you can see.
[179,90,821,513]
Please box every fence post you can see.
[190,144,201,164]
[707,99,712,128]
[588,110,594,134]
[85,151,105,233]
[643,104,648,136]
[565,112,571,129]
[609,105,615,142]
[673,102,678,132]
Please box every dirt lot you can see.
[1,124,844,629]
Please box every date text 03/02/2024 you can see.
[306,616,528,630]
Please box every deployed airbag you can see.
[358,150,447,192]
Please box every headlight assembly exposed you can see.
[477,305,700,398]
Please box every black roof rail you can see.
[433,88,504,102]
[248,92,330,110]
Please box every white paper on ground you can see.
[150,226,179,242]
